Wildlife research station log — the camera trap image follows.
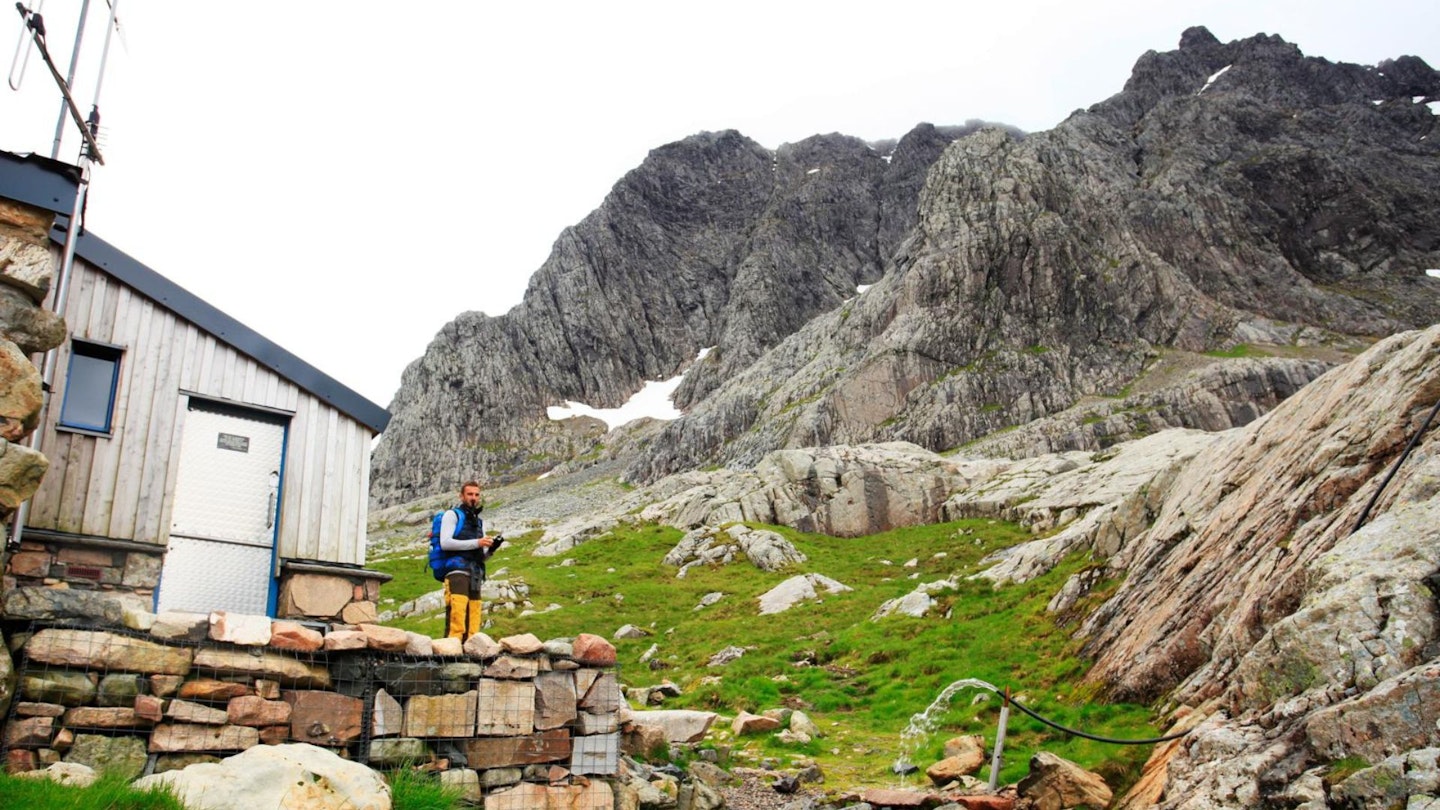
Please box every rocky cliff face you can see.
[495,326,1440,807]
[370,125,961,506]
[373,26,1439,506]
[626,27,1440,483]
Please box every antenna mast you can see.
[8,0,123,552]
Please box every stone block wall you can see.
[0,194,66,521]
[4,537,162,598]
[2,552,391,627]
[1,618,626,808]
[276,564,389,624]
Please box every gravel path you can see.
[719,769,823,810]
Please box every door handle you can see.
[266,471,279,530]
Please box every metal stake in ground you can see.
[989,685,1010,791]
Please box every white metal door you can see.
[156,400,287,615]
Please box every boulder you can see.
[150,611,210,642]
[498,633,544,655]
[757,574,852,615]
[1016,752,1112,810]
[64,733,147,779]
[664,525,807,576]
[0,635,16,720]
[14,761,97,787]
[276,574,352,619]
[208,612,271,646]
[0,438,47,506]
[732,711,782,735]
[358,624,410,652]
[626,709,719,743]
[463,632,501,659]
[268,621,324,652]
[431,637,463,656]
[572,633,616,666]
[134,742,390,810]
[707,646,747,666]
[790,710,822,739]
[0,285,65,355]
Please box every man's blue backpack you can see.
[426,508,474,581]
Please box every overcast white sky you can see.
[2,1,1437,409]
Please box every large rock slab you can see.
[475,679,535,735]
[402,692,477,738]
[276,574,353,619]
[25,628,193,675]
[624,709,719,743]
[1082,327,1440,704]
[1016,752,1112,810]
[284,691,363,746]
[533,671,578,731]
[3,587,149,624]
[757,573,852,615]
[464,729,571,769]
[571,731,620,775]
[193,648,330,688]
[148,723,259,753]
[64,733,147,779]
[663,524,806,576]
[0,438,47,507]
[134,742,389,810]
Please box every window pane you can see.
[60,352,119,431]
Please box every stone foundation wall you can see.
[4,538,162,597]
[0,194,64,523]
[1,616,626,808]
[276,565,388,624]
[2,548,392,625]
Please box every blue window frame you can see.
[59,340,123,433]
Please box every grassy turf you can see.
[368,516,1158,791]
[0,772,186,810]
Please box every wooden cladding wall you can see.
[27,258,372,565]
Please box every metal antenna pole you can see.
[10,0,120,552]
[50,0,92,159]
[88,0,117,115]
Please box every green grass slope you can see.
[368,517,1161,792]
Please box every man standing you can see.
[438,480,496,640]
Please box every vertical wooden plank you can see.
[54,432,93,535]
[156,399,190,547]
[133,311,180,543]
[241,358,262,405]
[275,394,311,559]
[85,268,111,340]
[334,422,365,565]
[276,380,300,412]
[262,367,282,410]
[355,428,373,566]
[64,283,142,535]
[315,407,343,561]
[108,298,163,540]
[215,347,239,401]
[29,430,71,527]
[86,263,122,343]
[174,324,200,393]
[80,298,172,538]
[65,266,96,339]
[192,334,217,393]
[299,397,331,560]
[90,286,141,536]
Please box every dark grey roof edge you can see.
[0,151,81,215]
[54,224,391,433]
